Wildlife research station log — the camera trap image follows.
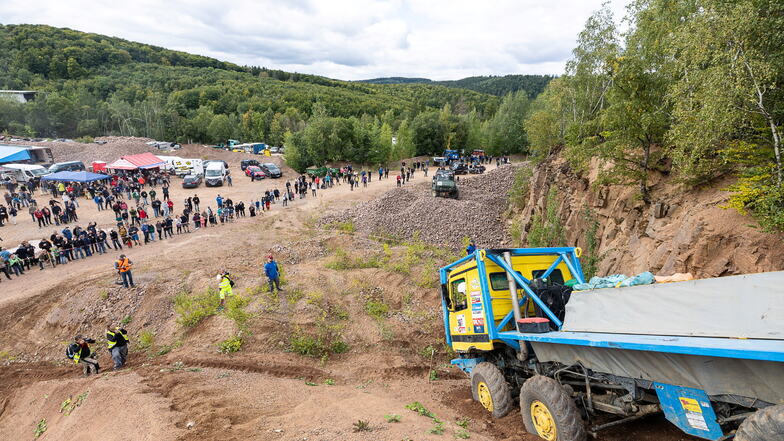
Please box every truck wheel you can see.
[520,375,586,441]
[736,405,784,441]
[470,362,512,418]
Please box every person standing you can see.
[217,270,234,310]
[106,324,129,370]
[114,254,134,288]
[264,255,283,293]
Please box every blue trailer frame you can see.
[440,247,784,441]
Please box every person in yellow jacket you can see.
[217,270,234,310]
[106,324,129,370]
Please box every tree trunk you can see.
[640,143,651,204]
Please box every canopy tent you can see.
[106,158,137,170]
[123,152,165,169]
[0,145,31,164]
[41,171,110,183]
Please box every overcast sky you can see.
[3,0,630,81]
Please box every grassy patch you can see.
[224,295,252,329]
[34,418,47,438]
[173,288,219,327]
[325,247,382,270]
[218,334,243,354]
[289,326,349,358]
[325,221,355,234]
[384,414,402,423]
[365,299,389,320]
[136,330,155,350]
[59,391,89,416]
[120,315,133,325]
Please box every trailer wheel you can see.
[736,405,784,441]
[520,375,586,441]
[470,362,512,418]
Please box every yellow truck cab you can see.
[441,248,584,353]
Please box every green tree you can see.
[411,111,445,156]
[207,114,233,143]
[484,90,530,155]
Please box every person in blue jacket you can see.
[466,240,477,255]
[264,255,283,292]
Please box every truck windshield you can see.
[28,169,49,177]
[205,169,221,177]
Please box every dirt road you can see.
[0,151,695,441]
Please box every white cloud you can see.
[2,0,630,80]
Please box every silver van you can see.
[49,161,86,173]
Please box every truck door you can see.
[448,270,493,351]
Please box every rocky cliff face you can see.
[509,156,784,278]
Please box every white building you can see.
[0,90,37,103]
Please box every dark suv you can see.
[240,159,260,171]
[261,163,282,178]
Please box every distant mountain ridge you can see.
[358,74,554,98]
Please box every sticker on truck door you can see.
[679,397,708,431]
[472,317,485,334]
[454,315,466,334]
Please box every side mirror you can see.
[441,283,452,310]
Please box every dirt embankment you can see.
[510,155,784,278]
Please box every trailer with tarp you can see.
[440,247,784,441]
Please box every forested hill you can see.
[359,75,554,98]
[0,24,500,143]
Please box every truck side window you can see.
[532,269,565,285]
[489,272,509,291]
[449,278,468,311]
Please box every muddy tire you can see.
[520,375,586,441]
[470,362,512,418]
[736,405,784,441]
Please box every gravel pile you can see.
[321,164,523,248]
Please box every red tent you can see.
[123,152,165,169]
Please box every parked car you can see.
[269,146,280,154]
[49,161,86,173]
[450,162,468,175]
[240,159,260,171]
[261,163,282,178]
[182,174,202,188]
[245,166,267,179]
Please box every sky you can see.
[2,0,630,81]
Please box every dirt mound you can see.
[319,164,522,248]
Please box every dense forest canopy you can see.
[359,74,554,98]
[524,0,784,232]
[0,24,539,163]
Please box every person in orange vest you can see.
[114,254,135,288]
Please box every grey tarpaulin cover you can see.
[531,343,784,404]
[563,271,784,339]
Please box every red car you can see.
[245,166,267,179]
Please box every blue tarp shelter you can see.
[41,171,110,182]
[0,145,32,164]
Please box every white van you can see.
[204,161,228,187]
[2,163,50,183]
[173,158,203,177]
[156,156,183,172]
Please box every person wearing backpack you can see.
[106,324,129,370]
[217,270,235,310]
[66,335,100,376]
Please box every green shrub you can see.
[174,288,219,327]
[365,300,389,319]
[218,335,243,354]
[225,295,252,329]
[289,333,325,357]
[136,330,155,350]
[325,248,382,270]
